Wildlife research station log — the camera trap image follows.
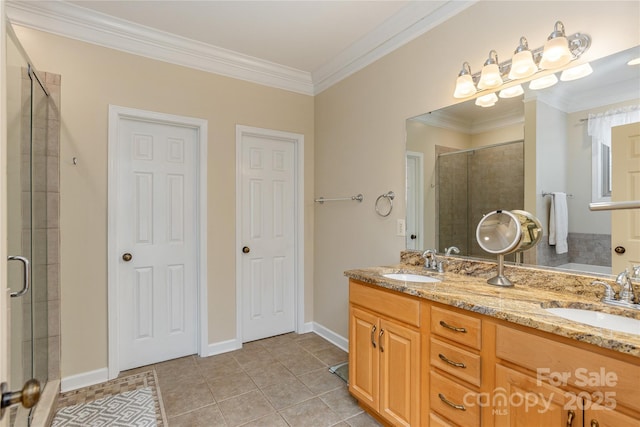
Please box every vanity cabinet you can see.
[494,364,583,426]
[349,281,421,426]
[347,277,640,426]
[494,325,640,427]
[428,304,483,427]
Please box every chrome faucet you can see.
[615,268,637,305]
[591,266,639,309]
[445,246,460,256]
[422,249,437,270]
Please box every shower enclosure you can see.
[437,141,524,260]
[4,24,60,426]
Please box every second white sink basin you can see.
[382,273,441,283]
[544,308,640,335]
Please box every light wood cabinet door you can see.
[379,318,420,427]
[349,306,379,410]
[585,403,640,427]
[495,364,583,427]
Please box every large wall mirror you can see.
[405,45,640,277]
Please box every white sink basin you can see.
[382,273,441,283]
[544,308,640,335]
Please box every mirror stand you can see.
[487,254,513,287]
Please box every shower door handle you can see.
[8,256,30,298]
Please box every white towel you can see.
[549,192,568,254]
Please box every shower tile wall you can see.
[20,69,61,382]
[438,142,524,259]
[537,233,611,267]
[436,146,468,254]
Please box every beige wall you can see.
[13,26,315,378]
[314,1,640,338]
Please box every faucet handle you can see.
[445,246,460,256]
[422,249,436,268]
[590,280,615,301]
[632,265,640,280]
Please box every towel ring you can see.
[375,191,395,217]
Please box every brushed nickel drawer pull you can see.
[566,410,575,426]
[438,353,466,368]
[438,393,466,411]
[371,325,377,348]
[379,329,385,352]
[439,320,467,333]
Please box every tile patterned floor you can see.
[119,332,383,427]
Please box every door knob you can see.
[122,253,133,262]
[1,379,41,419]
[242,246,250,254]
[614,246,625,254]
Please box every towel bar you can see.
[315,194,363,204]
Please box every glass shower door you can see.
[4,27,48,427]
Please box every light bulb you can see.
[529,74,558,90]
[560,63,593,81]
[499,85,524,99]
[475,93,498,107]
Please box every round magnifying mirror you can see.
[510,210,542,252]
[476,210,523,255]
[476,210,523,287]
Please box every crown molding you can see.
[6,0,474,96]
[312,1,476,94]
[413,107,524,135]
[6,0,315,95]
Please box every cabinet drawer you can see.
[430,411,457,427]
[496,325,640,412]
[349,280,420,327]
[430,370,480,427]
[431,306,482,350]
[430,337,481,387]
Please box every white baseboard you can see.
[201,338,242,358]
[63,329,344,392]
[298,321,314,334]
[311,322,348,352]
[61,368,109,392]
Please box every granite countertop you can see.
[344,256,640,358]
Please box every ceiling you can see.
[6,0,475,95]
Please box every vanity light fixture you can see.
[499,84,524,98]
[452,21,591,105]
[539,21,573,69]
[560,63,593,81]
[475,92,498,107]
[508,37,537,79]
[529,73,558,90]
[478,50,503,90]
[453,62,476,98]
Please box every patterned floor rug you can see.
[52,370,167,426]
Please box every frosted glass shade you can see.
[560,63,593,81]
[475,92,498,107]
[508,50,537,79]
[453,74,476,98]
[529,74,558,90]
[499,84,524,99]
[478,63,503,90]
[540,36,572,69]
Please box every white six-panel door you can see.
[116,117,198,370]
[611,122,640,273]
[239,129,296,342]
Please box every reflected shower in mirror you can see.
[405,45,640,277]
